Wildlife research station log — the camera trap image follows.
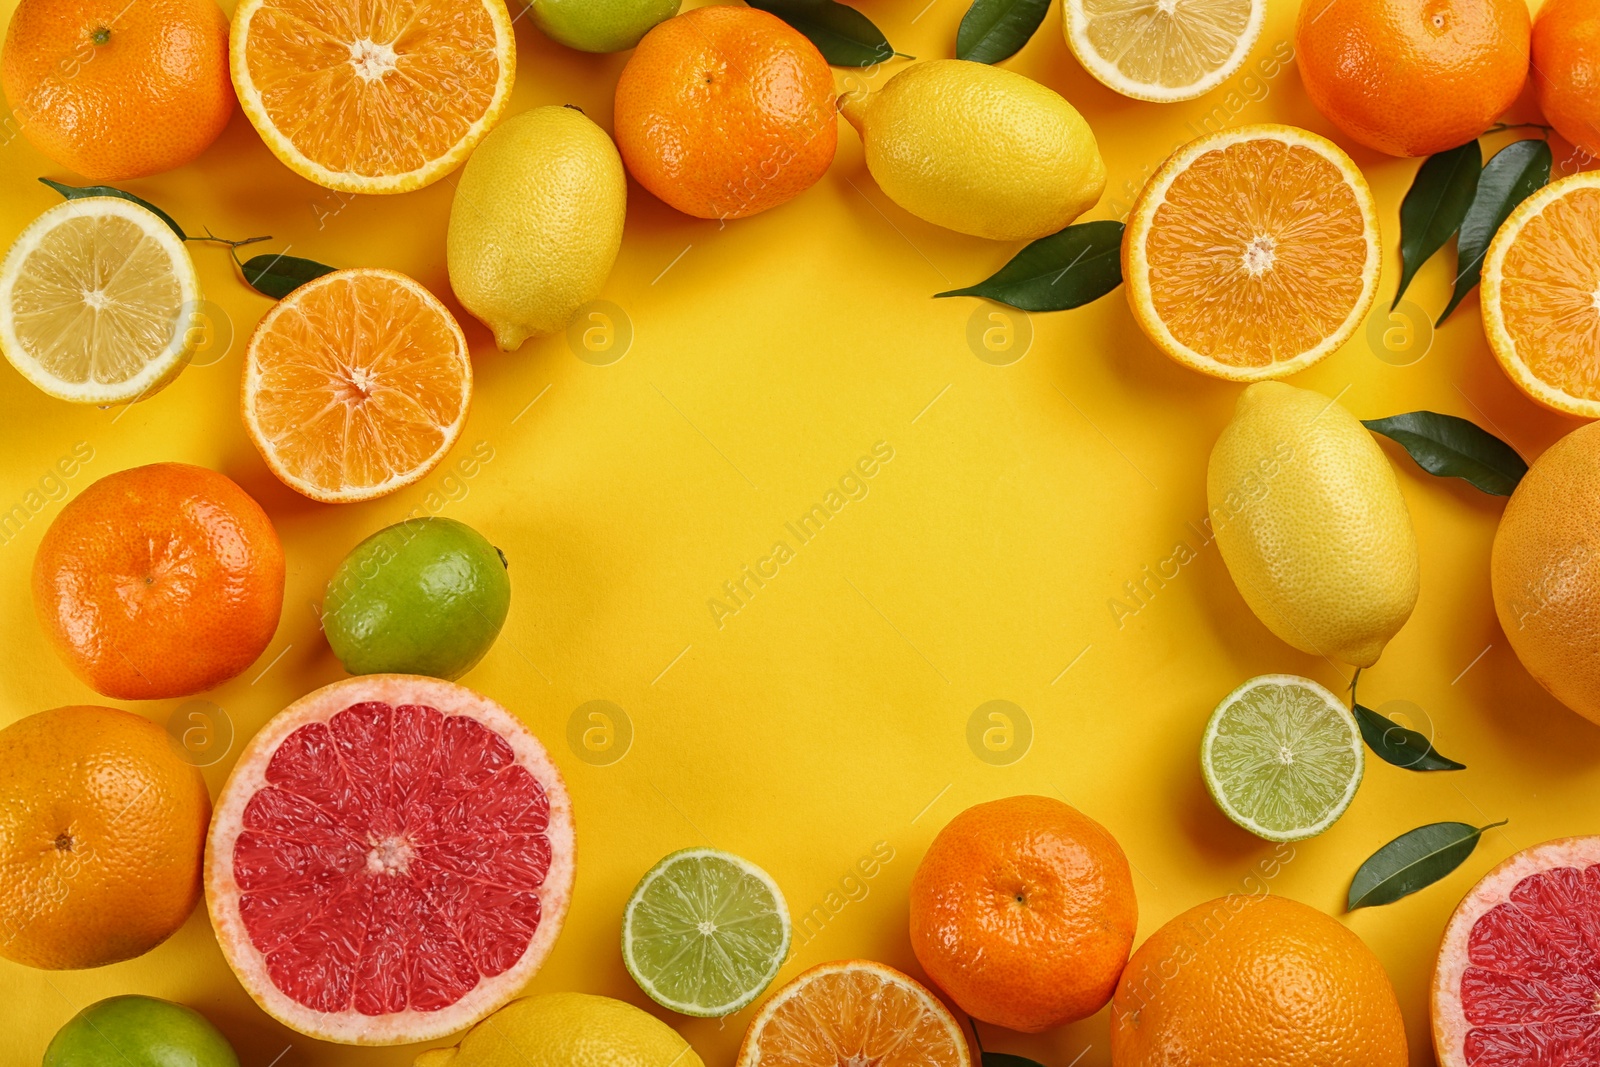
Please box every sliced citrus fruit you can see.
[622,847,791,1017]
[205,675,575,1045]
[1064,0,1265,102]
[736,959,970,1067]
[1124,124,1380,381]
[1482,171,1600,418]
[1200,674,1364,842]
[229,0,515,194]
[1433,836,1600,1066]
[0,197,200,404]
[241,267,471,503]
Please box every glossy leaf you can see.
[744,0,899,66]
[1348,820,1506,911]
[981,1054,1048,1067]
[40,177,188,240]
[1393,141,1481,308]
[1353,703,1465,772]
[240,253,337,299]
[956,0,1051,63]
[1362,411,1526,496]
[1439,139,1552,324]
[935,220,1124,311]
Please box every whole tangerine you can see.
[1533,0,1600,159]
[908,795,1137,1033]
[613,5,838,220]
[33,463,284,700]
[1295,0,1530,157]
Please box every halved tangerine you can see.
[205,675,575,1045]
[241,267,471,503]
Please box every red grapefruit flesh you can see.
[205,675,574,1044]
[1433,836,1600,1066]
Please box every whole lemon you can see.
[447,106,627,351]
[1206,382,1419,667]
[532,0,679,53]
[414,993,704,1067]
[839,60,1105,242]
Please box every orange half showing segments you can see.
[1123,124,1381,381]
[735,959,971,1067]
[230,0,515,194]
[1482,171,1600,418]
[241,268,471,503]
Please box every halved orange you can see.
[735,959,971,1067]
[1482,171,1600,418]
[1123,124,1381,381]
[230,0,515,194]
[241,268,471,503]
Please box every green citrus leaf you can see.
[39,177,189,241]
[240,253,338,299]
[982,1054,1048,1067]
[935,220,1124,311]
[1352,703,1465,772]
[1394,140,1481,309]
[956,0,1051,63]
[1438,139,1552,325]
[744,0,900,66]
[1362,411,1526,496]
[1348,820,1505,911]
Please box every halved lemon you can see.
[241,267,471,503]
[1482,171,1600,418]
[230,0,516,194]
[1065,0,1265,102]
[1124,124,1380,382]
[0,198,200,404]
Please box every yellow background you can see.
[0,0,1594,1063]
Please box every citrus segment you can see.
[1065,0,1265,102]
[1482,172,1600,418]
[1124,125,1380,381]
[0,198,199,404]
[241,268,471,503]
[206,675,574,1044]
[736,960,970,1067]
[230,0,515,193]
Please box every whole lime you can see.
[531,0,680,53]
[322,518,511,680]
[44,996,239,1067]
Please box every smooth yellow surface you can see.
[0,1,1590,1065]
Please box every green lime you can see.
[322,517,511,681]
[530,0,680,53]
[621,847,791,1017]
[1201,674,1365,843]
[44,996,240,1067]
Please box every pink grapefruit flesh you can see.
[1433,835,1600,1066]
[205,675,575,1044]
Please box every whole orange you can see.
[1110,894,1407,1066]
[0,705,210,969]
[1,0,233,180]
[613,5,838,220]
[908,795,1137,1033]
[33,463,284,700]
[1534,0,1600,158]
[1295,0,1530,157]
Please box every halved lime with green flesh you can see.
[621,847,791,1018]
[1201,674,1364,842]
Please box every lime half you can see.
[1201,674,1364,842]
[622,848,791,1017]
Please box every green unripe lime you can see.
[531,0,680,53]
[323,518,511,681]
[44,996,240,1067]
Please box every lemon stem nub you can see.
[837,91,869,134]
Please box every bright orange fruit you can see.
[0,705,210,969]
[33,463,285,701]
[908,795,1137,1033]
[0,0,233,180]
[613,5,838,220]
[241,268,472,503]
[1534,0,1600,159]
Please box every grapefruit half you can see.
[1433,836,1600,1066]
[205,675,574,1044]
